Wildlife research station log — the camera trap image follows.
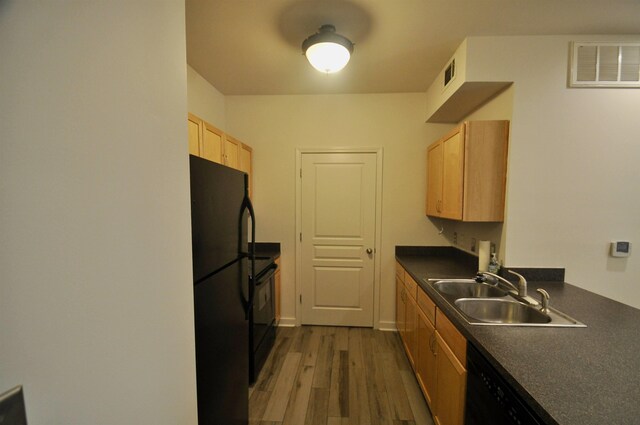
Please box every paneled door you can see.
[300,152,378,326]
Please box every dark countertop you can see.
[252,242,281,261]
[250,242,281,276]
[396,247,640,425]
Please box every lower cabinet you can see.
[396,261,467,425]
[405,289,417,368]
[416,307,437,408]
[396,264,417,369]
[396,275,406,341]
[434,332,467,425]
[275,257,281,325]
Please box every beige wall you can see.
[432,85,515,260]
[0,2,197,424]
[226,94,450,328]
[467,35,640,307]
[187,65,227,130]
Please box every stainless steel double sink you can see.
[428,279,586,327]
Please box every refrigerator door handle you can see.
[240,175,256,320]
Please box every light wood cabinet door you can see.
[434,332,467,425]
[187,113,202,156]
[223,135,241,169]
[239,143,253,197]
[404,289,417,369]
[201,122,224,164]
[416,307,437,409]
[426,142,443,216]
[396,276,406,339]
[441,129,464,220]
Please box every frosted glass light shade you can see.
[305,42,351,73]
[302,25,354,74]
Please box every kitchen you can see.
[1,1,639,425]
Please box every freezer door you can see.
[190,155,248,282]
[193,259,249,425]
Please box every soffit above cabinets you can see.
[427,81,512,123]
[425,39,512,123]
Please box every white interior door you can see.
[300,152,377,327]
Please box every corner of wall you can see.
[186,64,227,130]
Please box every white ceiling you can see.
[186,0,640,95]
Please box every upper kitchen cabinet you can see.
[187,113,224,165]
[187,112,254,196]
[201,121,224,164]
[425,38,511,123]
[426,120,509,222]
[188,113,203,156]
[223,135,241,169]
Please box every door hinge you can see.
[299,168,302,178]
[299,294,302,303]
[300,232,302,242]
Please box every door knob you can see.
[366,248,373,254]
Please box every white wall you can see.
[467,35,640,307]
[0,2,197,424]
[187,65,227,130]
[226,94,450,328]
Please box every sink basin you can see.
[426,277,586,327]
[433,280,508,298]
[454,298,551,324]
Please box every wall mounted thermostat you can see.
[610,241,632,257]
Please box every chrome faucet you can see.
[476,270,528,298]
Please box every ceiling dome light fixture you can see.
[302,24,354,74]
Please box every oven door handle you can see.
[255,263,278,287]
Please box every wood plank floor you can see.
[249,326,435,425]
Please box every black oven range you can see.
[249,256,278,383]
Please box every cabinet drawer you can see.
[404,273,418,300]
[436,308,467,365]
[417,288,436,325]
[395,261,405,282]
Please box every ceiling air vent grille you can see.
[570,42,640,88]
[444,59,456,89]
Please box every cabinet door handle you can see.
[429,333,436,355]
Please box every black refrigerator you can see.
[190,155,254,425]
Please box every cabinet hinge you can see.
[300,232,302,242]
[300,294,302,303]
[300,168,302,178]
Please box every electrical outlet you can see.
[453,232,457,245]
[471,238,477,252]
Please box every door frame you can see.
[295,147,384,328]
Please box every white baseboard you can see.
[277,318,398,330]
[277,317,297,327]
[378,320,398,332]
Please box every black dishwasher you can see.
[466,343,545,425]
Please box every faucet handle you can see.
[507,269,528,298]
[507,269,527,285]
[536,288,550,313]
